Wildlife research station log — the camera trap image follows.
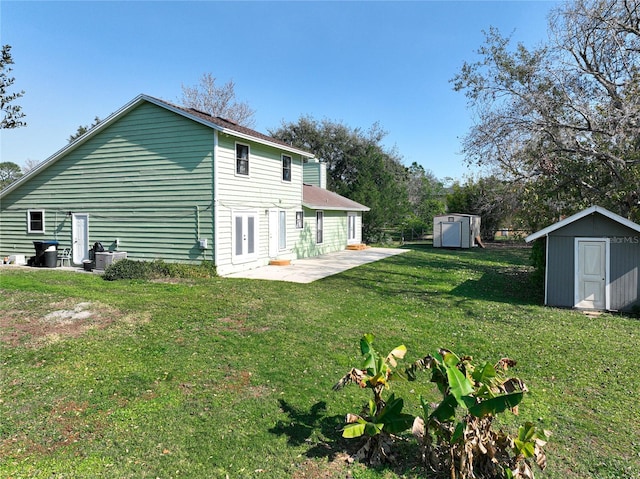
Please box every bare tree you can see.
[22,158,41,174]
[180,73,256,128]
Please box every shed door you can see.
[575,239,608,310]
[441,222,461,247]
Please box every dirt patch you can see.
[0,294,136,348]
[291,453,354,479]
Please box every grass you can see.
[1,244,639,479]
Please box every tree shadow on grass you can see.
[269,399,428,476]
[269,399,349,460]
[331,248,543,308]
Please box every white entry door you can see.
[575,238,608,310]
[268,209,278,258]
[72,213,89,265]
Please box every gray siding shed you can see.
[526,206,640,312]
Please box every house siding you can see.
[0,102,214,264]
[214,133,305,275]
[545,235,574,308]
[293,209,347,259]
[545,214,640,311]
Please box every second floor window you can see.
[236,143,249,175]
[282,155,292,182]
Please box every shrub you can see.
[530,238,546,290]
[102,259,217,281]
[102,259,152,281]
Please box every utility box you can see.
[95,251,127,270]
[433,214,481,248]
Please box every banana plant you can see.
[407,348,550,479]
[333,334,413,465]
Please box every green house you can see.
[0,95,369,275]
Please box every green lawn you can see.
[1,245,639,479]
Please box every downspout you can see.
[213,130,219,265]
[195,205,200,255]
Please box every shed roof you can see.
[525,205,640,242]
[302,184,370,212]
[1,94,315,197]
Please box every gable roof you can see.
[525,205,640,242]
[302,184,370,212]
[2,94,314,196]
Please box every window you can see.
[27,210,45,233]
[316,211,324,244]
[279,211,286,250]
[348,213,357,241]
[295,211,304,229]
[233,211,258,261]
[282,155,292,182]
[236,143,249,175]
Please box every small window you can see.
[316,211,324,244]
[295,211,304,229]
[27,210,45,233]
[282,155,292,182]
[236,143,249,175]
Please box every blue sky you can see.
[1,1,557,182]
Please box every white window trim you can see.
[316,211,324,244]
[279,210,287,250]
[295,211,304,229]
[27,209,46,233]
[347,212,357,243]
[235,142,250,177]
[282,154,292,183]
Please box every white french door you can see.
[233,211,258,263]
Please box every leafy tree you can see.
[269,117,410,242]
[446,176,517,241]
[68,116,101,142]
[452,0,640,226]
[1,45,26,129]
[180,73,256,128]
[0,161,23,189]
[405,162,446,232]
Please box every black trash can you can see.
[33,240,59,268]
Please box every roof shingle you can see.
[302,184,369,211]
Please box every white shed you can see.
[433,214,481,248]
